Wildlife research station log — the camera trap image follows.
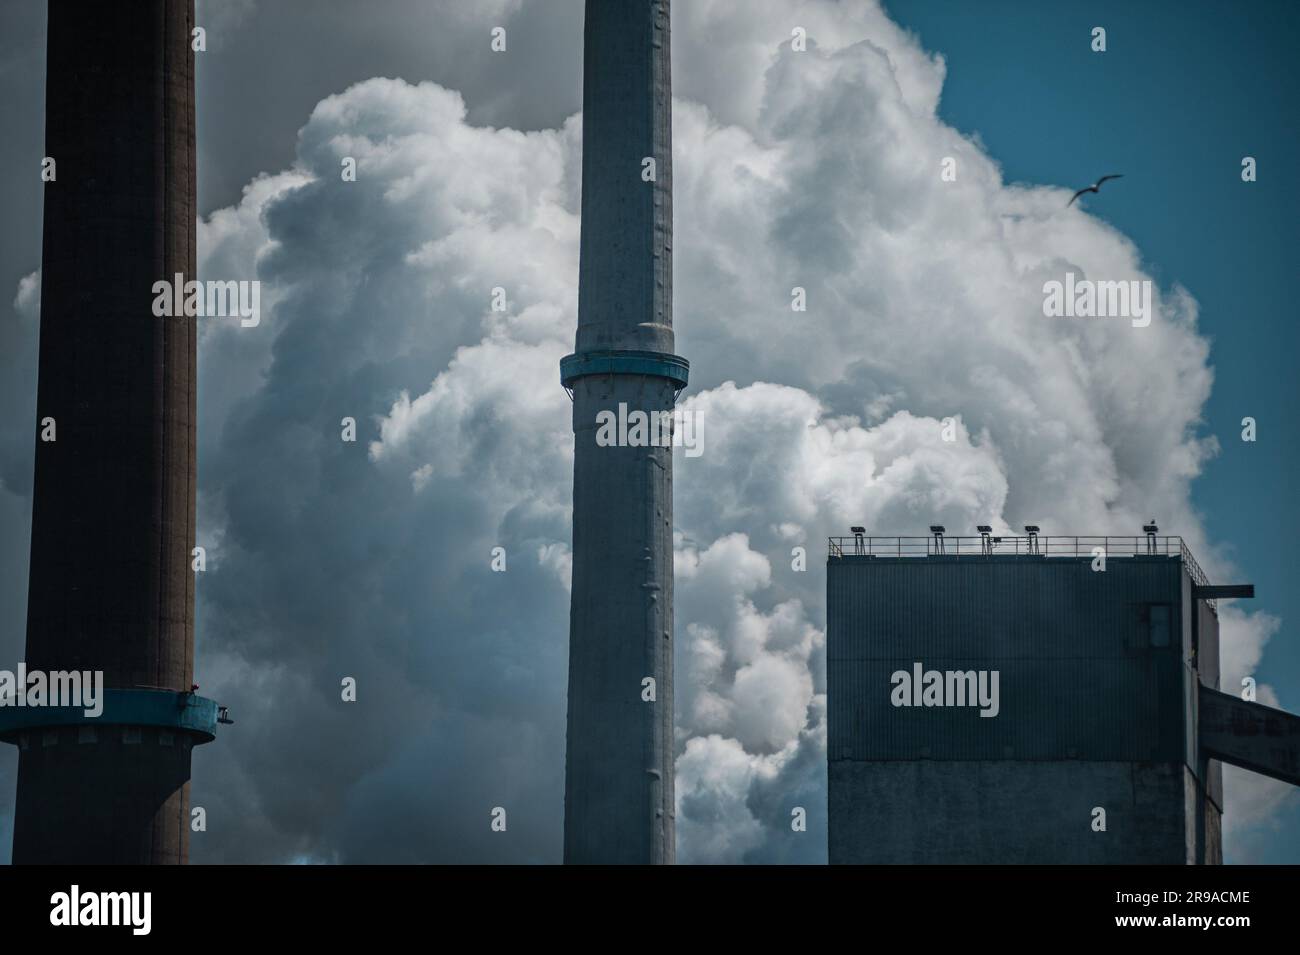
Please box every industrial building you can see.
[827,527,1300,864]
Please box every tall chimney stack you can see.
[561,0,686,864]
[3,0,222,864]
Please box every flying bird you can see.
[1068,174,1123,206]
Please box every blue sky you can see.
[886,0,1300,861]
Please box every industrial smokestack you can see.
[561,0,686,864]
[3,0,220,864]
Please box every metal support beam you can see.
[1194,584,1255,600]
[1199,684,1300,787]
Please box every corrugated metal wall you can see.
[827,555,1187,762]
[1194,593,1224,814]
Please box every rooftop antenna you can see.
[930,525,946,555]
[1143,520,1159,555]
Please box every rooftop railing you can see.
[827,534,1215,607]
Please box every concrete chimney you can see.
[3,0,222,864]
[561,0,686,864]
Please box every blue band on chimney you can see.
[560,350,689,389]
[0,688,223,744]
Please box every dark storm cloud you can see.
[194,0,584,211]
